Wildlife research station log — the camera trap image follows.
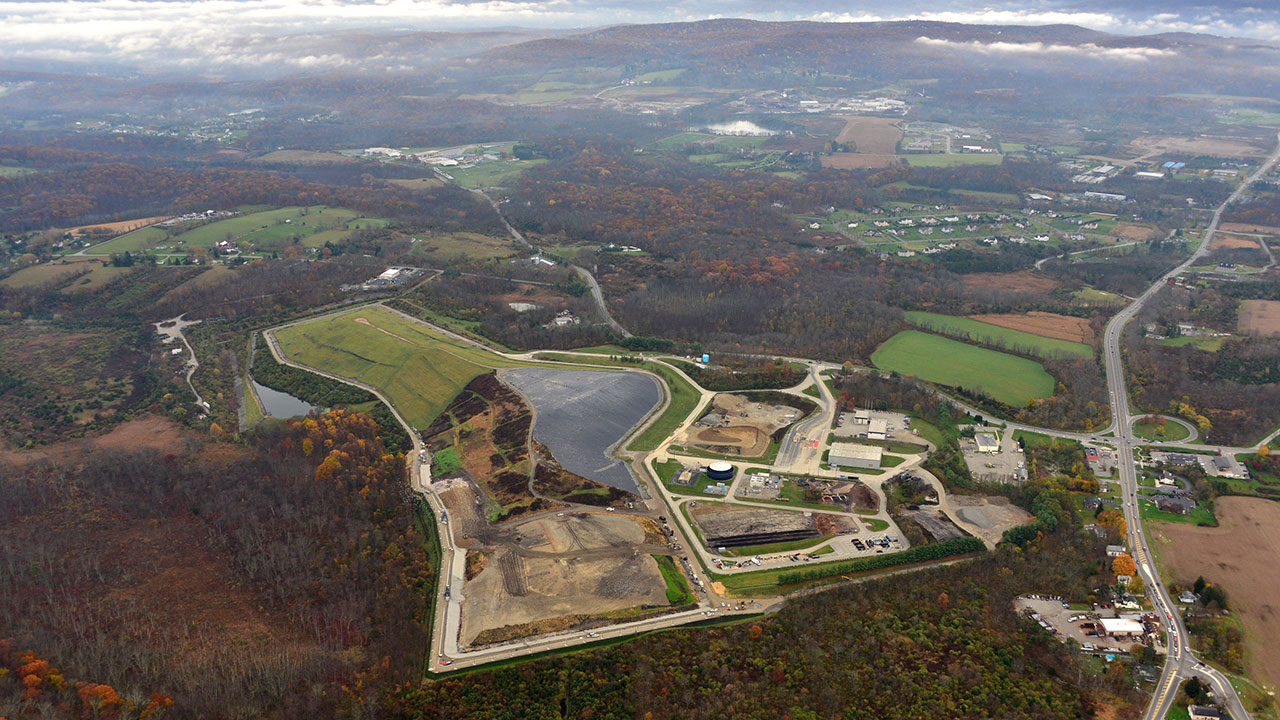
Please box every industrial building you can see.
[829,443,883,470]
[975,433,999,453]
[1098,617,1145,639]
[867,419,888,440]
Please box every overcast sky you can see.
[2,0,1277,73]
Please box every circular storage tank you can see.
[706,461,735,481]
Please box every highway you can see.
[1104,133,1280,720]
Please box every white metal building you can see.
[829,443,883,469]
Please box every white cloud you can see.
[914,36,1179,62]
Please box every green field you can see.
[273,305,544,429]
[1156,335,1229,352]
[447,158,547,189]
[903,311,1093,359]
[1072,288,1128,307]
[905,153,1005,168]
[1132,416,1192,442]
[0,166,35,178]
[871,331,1055,407]
[86,206,381,256]
[634,68,687,83]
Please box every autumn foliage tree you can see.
[1113,553,1138,578]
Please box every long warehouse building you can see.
[829,442,882,469]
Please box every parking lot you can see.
[960,428,1026,483]
[1015,596,1150,653]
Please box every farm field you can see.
[0,257,134,291]
[273,305,541,429]
[905,153,1005,167]
[1239,300,1280,337]
[821,153,900,169]
[962,271,1061,294]
[834,116,902,154]
[411,232,518,260]
[969,311,1094,344]
[447,158,548,189]
[85,206,382,256]
[0,166,34,177]
[870,330,1055,406]
[65,216,170,237]
[1151,497,1280,690]
[1129,134,1268,159]
[904,311,1093,358]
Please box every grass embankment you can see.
[713,537,985,593]
[274,306,544,429]
[872,330,1055,407]
[903,311,1093,359]
[653,555,694,604]
[722,536,834,557]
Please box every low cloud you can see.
[915,36,1179,62]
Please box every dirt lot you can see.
[900,507,967,542]
[694,426,769,456]
[683,393,798,456]
[1152,496,1280,688]
[969,311,1094,344]
[1114,222,1159,241]
[821,153,901,169]
[835,116,903,154]
[1238,299,1280,337]
[459,512,669,647]
[691,502,817,539]
[512,512,650,553]
[1130,134,1268,159]
[1211,232,1266,250]
[949,496,1034,546]
[961,271,1060,294]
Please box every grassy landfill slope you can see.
[273,306,534,429]
[904,311,1092,359]
[871,330,1054,406]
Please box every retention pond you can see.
[499,368,661,494]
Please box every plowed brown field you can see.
[1239,300,1280,337]
[1152,497,1280,689]
[968,311,1094,344]
[961,272,1060,293]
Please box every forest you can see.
[0,410,433,718]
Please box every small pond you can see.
[251,380,319,419]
